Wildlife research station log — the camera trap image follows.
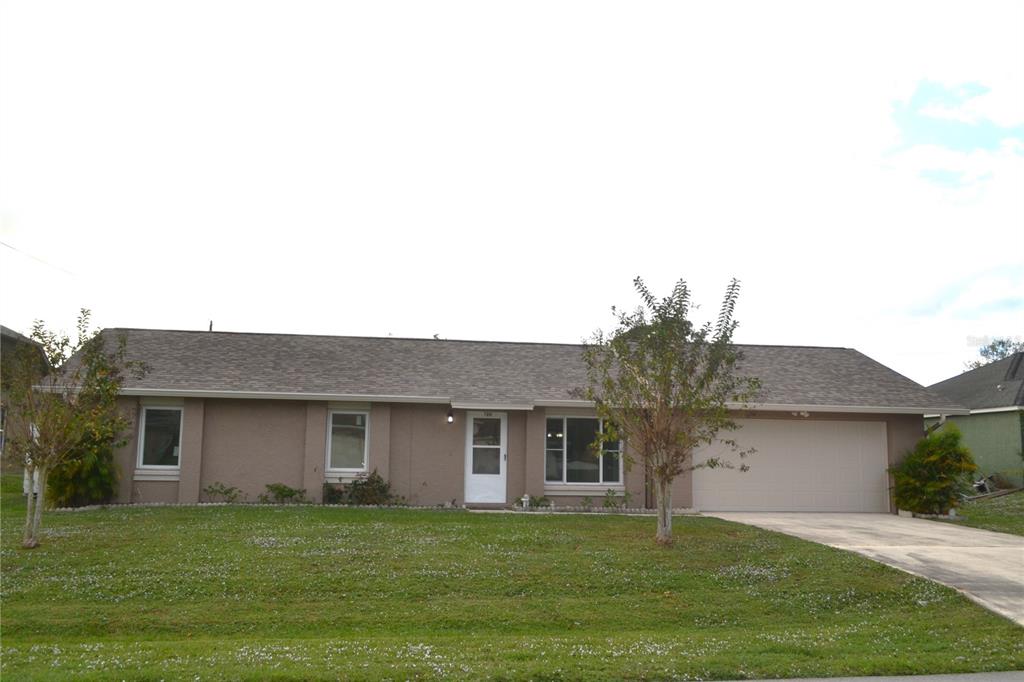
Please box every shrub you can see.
[260,483,307,504]
[323,470,403,505]
[348,471,399,505]
[892,424,976,515]
[323,482,346,504]
[528,495,550,509]
[580,496,593,509]
[203,482,242,503]
[47,444,118,508]
[603,488,634,509]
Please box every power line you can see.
[0,240,77,276]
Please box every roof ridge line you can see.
[102,327,854,351]
[1003,352,1023,381]
[1008,353,1024,406]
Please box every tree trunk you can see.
[23,466,47,549]
[654,475,673,545]
[22,464,37,548]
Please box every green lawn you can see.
[1,476,1022,680]
[943,490,1024,536]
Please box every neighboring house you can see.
[1,325,48,494]
[928,353,1024,487]
[89,328,964,513]
[0,325,47,458]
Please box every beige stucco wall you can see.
[116,397,925,511]
[388,403,465,505]
[506,411,527,503]
[885,413,926,465]
[199,399,307,502]
[133,480,179,503]
[302,402,328,502]
[113,396,140,503]
[669,469,693,510]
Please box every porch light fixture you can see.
[447,408,454,424]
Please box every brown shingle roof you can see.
[100,328,963,413]
[928,353,1024,410]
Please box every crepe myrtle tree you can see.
[2,310,142,548]
[576,277,762,544]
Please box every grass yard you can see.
[942,490,1024,536]
[1,476,1022,681]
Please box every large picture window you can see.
[545,417,621,484]
[138,407,183,469]
[327,411,369,472]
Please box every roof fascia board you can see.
[450,402,534,411]
[734,402,970,415]
[968,405,1024,415]
[533,399,592,408]
[536,399,969,415]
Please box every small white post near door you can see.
[464,411,507,504]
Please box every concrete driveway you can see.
[708,512,1024,626]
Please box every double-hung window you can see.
[545,417,621,485]
[327,411,369,473]
[137,407,183,470]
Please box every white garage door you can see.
[692,419,890,512]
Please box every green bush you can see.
[602,488,632,509]
[322,482,346,504]
[259,483,307,504]
[323,470,403,505]
[892,424,976,515]
[47,444,118,508]
[203,482,242,503]
[528,495,550,509]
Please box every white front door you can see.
[464,411,507,503]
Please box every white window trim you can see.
[544,415,624,487]
[135,406,184,473]
[545,485,625,496]
[325,410,370,475]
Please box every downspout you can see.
[925,412,948,435]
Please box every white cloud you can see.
[920,80,1024,128]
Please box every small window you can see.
[565,418,600,483]
[544,416,621,485]
[328,412,369,471]
[545,418,564,481]
[138,407,183,468]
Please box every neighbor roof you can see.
[97,328,964,414]
[1,325,38,347]
[1,324,48,367]
[928,352,1024,410]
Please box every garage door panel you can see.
[692,419,889,512]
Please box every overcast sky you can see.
[1,1,1022,387]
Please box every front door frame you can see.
[464,410,508,504]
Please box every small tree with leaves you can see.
[2,311,141,548]
[578,277,762,544]
[966,337,1024,370]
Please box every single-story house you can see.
[1,324,47,462]
[100,328,965,512]
[928,353,1024,487]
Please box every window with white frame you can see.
[137,407,183,468]
[545,417,621,484]
[327,411,369,472]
